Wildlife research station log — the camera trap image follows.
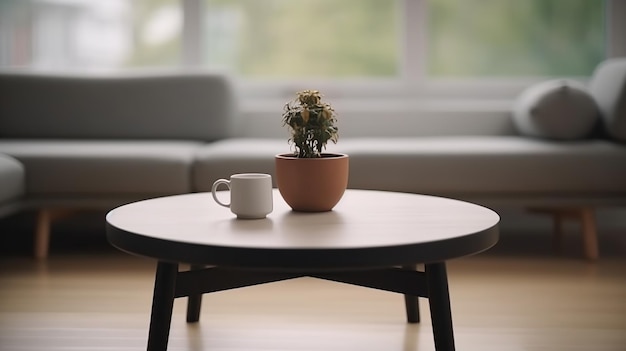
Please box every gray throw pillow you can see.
[512,79,599,140]
[589,59,626,142]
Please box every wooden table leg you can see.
[147,261,178,351]
[403,264,420,323]
[426,262,455,351]
[186,264,205,323]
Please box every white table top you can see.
[106,190,499,270]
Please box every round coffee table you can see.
[107,189,499,351]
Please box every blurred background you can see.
[0,0,607,78]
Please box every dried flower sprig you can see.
[282,90,338,158]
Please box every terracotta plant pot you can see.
[275,153,349,212]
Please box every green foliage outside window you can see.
[205,0,399,77]
[428,0,605,77]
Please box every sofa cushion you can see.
[0,72,235,141]
[589,58,626,142]
[0,153,24,205]
[512,80,599,140]
[341,136,626,196]
[0,140,203,197]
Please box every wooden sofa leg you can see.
[34,209,52,259]
[580,207,599,261]
[551,213,564,254]
[528,207,599,260]
[34,208,77,259]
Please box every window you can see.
[203,0,399,78]
[0,0,619,100]
[0,0,181,69]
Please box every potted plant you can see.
[275,90,349,212]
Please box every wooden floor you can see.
[1,213,625,351]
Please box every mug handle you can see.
[211,179,231,207]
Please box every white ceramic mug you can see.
[211,173,273,219]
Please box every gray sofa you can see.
[1,60,625,260]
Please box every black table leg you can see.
[186,264,204,323]
[402,264,420,323]
[426,262,455,351]
[147,261,178,351]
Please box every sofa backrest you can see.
[0,71,235,141]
